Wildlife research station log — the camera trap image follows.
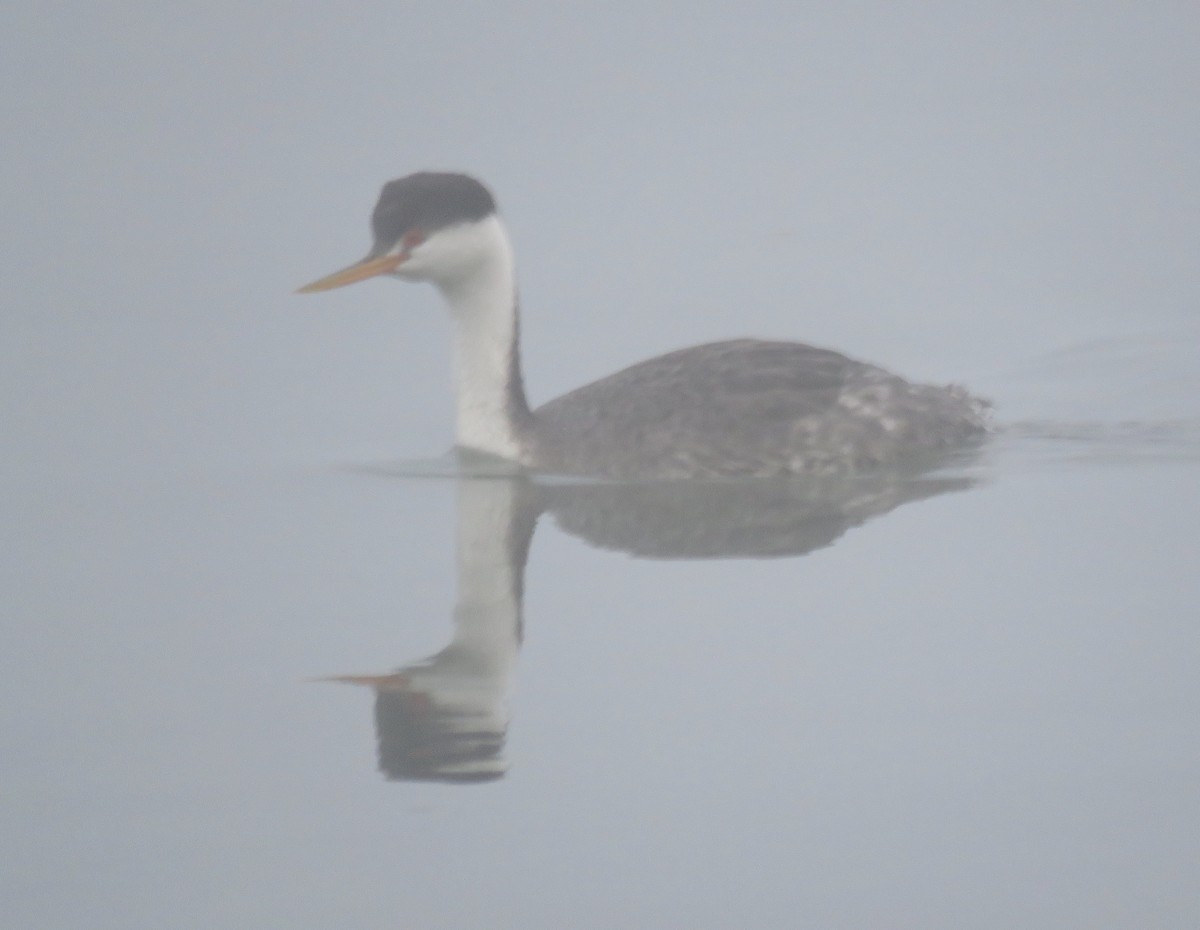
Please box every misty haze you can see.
[3,4,1198,928]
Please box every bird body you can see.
[299,172,988,479]
[530,339,984,478]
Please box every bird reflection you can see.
[324,478,535,783]
[324,454,979,783]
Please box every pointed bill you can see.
[296,253,407,293]
[314,673,411,690]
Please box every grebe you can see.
[298,172,988,479]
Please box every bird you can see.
[298,172,989,480]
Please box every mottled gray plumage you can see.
[527,339,988,479]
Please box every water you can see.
[5,400,1198,927]
[4,4,1199,927]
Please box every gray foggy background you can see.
[3,3,1198,929]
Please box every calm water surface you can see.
[5,353,1198,928]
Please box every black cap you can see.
[370,172,497,251]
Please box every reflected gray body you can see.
[331,463,979,782]
[526,338,988,480]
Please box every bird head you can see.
[298,172,500,292]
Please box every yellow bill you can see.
[296,253,407,293]
[314,673,411,691]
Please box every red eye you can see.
[402,230,426,251]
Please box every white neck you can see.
[435,217,530,461]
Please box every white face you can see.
[297,213,511,297]
[390,215,510,288]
